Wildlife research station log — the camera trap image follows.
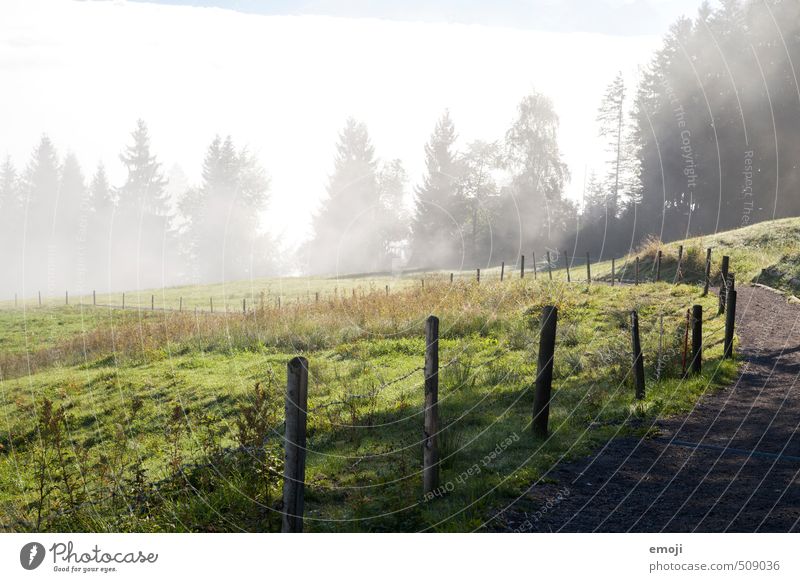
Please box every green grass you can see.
[0,269,479,312]
[586,216,800,293]
[0,276,736,532]
[0,307,165,354]
[10,216,796,532]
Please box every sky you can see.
[131,0,705,36]
[0,0,712,248]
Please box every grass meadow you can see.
[7,216,799,531]
[0,273,737,532]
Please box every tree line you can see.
[306,1,800,275]
[584,0,800,255]
[1,0,798,294]
[304,93,575,275]
[0,121,274,298]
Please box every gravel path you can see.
[493,285,800,532]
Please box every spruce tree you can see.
[308,118,379,275]
[409,111,463,268]
[115,119,170,289]
[57,153,87,291]
[88,162,114,288]
[118,119,168,216]
[180,135,270,282]
[22,135,61,292]
[0,156,21,296]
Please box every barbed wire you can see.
[2,277,738,531]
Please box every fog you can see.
[2,0,798,297]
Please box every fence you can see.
[271,253,737,531]
[4,250,738,533]
[4,245,723,313]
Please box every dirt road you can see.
[494,285,800,532]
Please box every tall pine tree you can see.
[87,162,114,289]
[0,156,21,296]
[57,153,88,291]
[308,118,379,275]
[409,111,464,268]
[180,135,270,283]
[22,135,61,294]
[114,119,170,289]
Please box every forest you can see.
[0,0,798,297]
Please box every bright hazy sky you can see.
[0,0,711,247]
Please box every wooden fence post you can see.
[38,291,41,307]
[630,310,645,400]
[210,297,214,313]
[724,289,737,359]
[702,248,712,296]
[122,293,125,309]
[674,245,684,283]
[655,250,662,282]
[520,255,525,279]
[586,252,591,284]
[316,292,320,303]
[635,256,640,286]
[719,255,730,314]
[532,252,537,281]
[93,290,96,306]
[449,273,453,284]
[477,268,480,283]
[500,261,505,282]
[533,306,558,439]
[282,356,309,533]
[546,251,553,281]
[691,305,703,375]
[721,272,735,315]
[151,295,154,311]
[656,313,665,380]
[243,298,246,314]
[65,291,69,305]
[385,285,389,296]
[611,258,616,287]
[423,315,440,495]
[681,309,690,376]
[563,250,571,282]
[179,297,183,312]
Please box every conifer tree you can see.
[0,156,21,295]
[409,111,463,267]
[308,118,379,274]
[22,135,60,292]
[114,119,170,289]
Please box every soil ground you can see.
[493,285,800,532]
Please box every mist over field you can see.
[0,0,798,297]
